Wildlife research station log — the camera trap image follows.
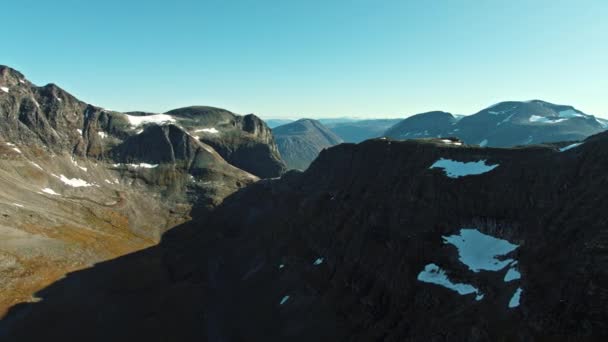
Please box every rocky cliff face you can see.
[2,133,606,341]
[166,106,286,178]
[273,119,344,170]
[385,101,606,147]
[0,66,261,314]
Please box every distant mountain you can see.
[273,119,343,170]
[385,100,606,147]
[325,119,402,143]
[265,119,295,128]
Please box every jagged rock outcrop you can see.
[2,133,607,341]
[273,119,343,170]
[167,106,286,178]
[385,100,606,147]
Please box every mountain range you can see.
[0,65,607,340]
[385,100,607,147]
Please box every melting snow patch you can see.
[529,115,567,124]
[71,156,88,172]
[125,114,175,127]
[194,128,220,134]
[279,295,290,305]
[1,87,9,93]
[440,139,463,146]
[430,158,499,178]
[41,188,60,196]
[442,229,518,272]
[58,175,92,187]
[558,109,584,119]
[504,267,521,282]
[313,258,324,266]
[559,142,582,152]
[417,264,483,300]
[128,163,158,169]
[29,162,43,170]
[508,287,523,308]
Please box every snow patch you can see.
[29,161,43,170]
[279,295,290,305]
[194,127,220,134]
[417,264,483,300]
[1,87,9,93]
[76,129,83,135]
[504,267,521,282]
[125,114,175,127]
[58,175,92,187]
[313,257,324,266]
[559,142,583,152]
[508,287,523,308]
[98,131,107,139]
[440,139,463,146]
[529,115,567,124]
[479,139,488,147]
[13,203,24,208]
[128,163,159,169]
[71,156,88,172]
[279,264,285,269]
[558,109,584,119]
[430,158,499,178]
[442,229,518,272]
[41,188,60,196]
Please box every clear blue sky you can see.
[3,0,607,118]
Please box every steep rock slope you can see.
[0,65,258,314]
[166,106,286,178]
[2,134,607,341]
[273,119,343,170]
[385,100,605,147]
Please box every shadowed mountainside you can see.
[2,131,607,341]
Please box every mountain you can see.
[2,132,607,340]
[0,65,282,314]
[385,101,606,147]
[273,119,343,170]
[166,106,287,178]
[325,119,402,143]
[265,119,295,128]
